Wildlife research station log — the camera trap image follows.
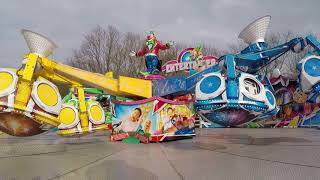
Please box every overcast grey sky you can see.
[0,0,319,68]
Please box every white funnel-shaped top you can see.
[21,29,57,57]
[238,15,271,44]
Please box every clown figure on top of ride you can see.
[129,31,174,75]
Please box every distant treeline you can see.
[67,25,311,78]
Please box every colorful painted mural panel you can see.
[111,97,196,142]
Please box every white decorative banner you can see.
[164,59,218,73]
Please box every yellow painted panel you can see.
[77,87,89,128]
[59,107,76,125]
[89,105,103,120]
[77,87,86,113]
[119,76,152,98]
[34,112,60,127]
[23,53,38,81]
[57,124,108,136]
[37,83,58,106]
[57,128,82,136]
[0,72,13,91]
[15,79,32,108]
[105,71,113,78]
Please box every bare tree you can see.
[68,25,120,74]
[68,25,145,77]
[260,31,307,77]
[68,25,312,81]
[117,32,145,76]
[67,25,224,78]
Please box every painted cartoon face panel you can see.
[131,108,142,122]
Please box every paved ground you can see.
[0,128,319,180]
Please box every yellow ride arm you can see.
[38,57,152,98]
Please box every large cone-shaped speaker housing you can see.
[238,15,271,44]
[21,29,58,57]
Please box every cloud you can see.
[0,0,319,68]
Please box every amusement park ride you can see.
[195,15,320,126]
[0,15,319,141]
[0,29,157,137]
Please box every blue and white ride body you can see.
[194,15,319,126]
